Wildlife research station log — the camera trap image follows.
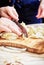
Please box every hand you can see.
[0,17,22,36]
[36,1,44,18]
[0,6,19,22]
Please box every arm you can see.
[36,0,44,18]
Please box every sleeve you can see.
[10,0,15,6]
[0,0,15,7]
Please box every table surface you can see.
[0,46,44,65]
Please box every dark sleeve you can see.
[10,0,15,6]
[0,0,15,7]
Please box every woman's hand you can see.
[0,17,22,36]
[36,0,44,18]
[0,6,19,22]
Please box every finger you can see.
[0,17,11,26]
[8,22,22,36]
[12,7,19,17]
[36,7,42,18]
[0,17,14,26]
[0,25,12,33]
[37,11,44,18]
[12,9,19,22]
[0,18,22,35]
[1,11,11,19]
[7,8,19,21]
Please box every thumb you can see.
[37,11,44,18]
[36,6,42,18]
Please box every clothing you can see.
[14,0,42,24]
[0,0,42,24]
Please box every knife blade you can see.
[14,21,28,37]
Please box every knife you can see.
[14,21,28,37]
